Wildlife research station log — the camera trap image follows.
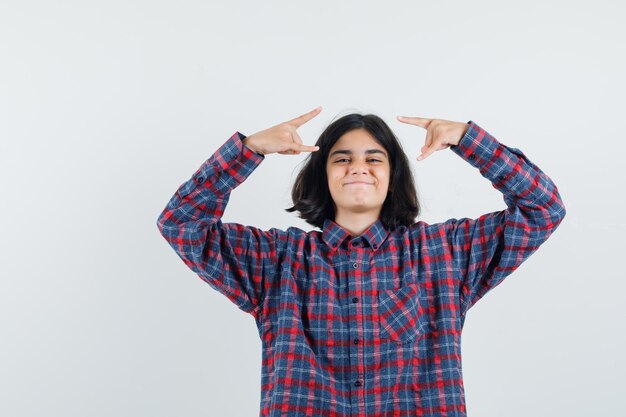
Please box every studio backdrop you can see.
[1,1,623,416]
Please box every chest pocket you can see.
[376,282,422,344]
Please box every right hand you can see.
[242,106,323,156]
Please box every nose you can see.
[349,160,368,174]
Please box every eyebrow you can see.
[329,149,388,159]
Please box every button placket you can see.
[347,246,368,392]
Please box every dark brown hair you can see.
[285,112,420,230]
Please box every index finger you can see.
[288,106,323,128]
[397,116,433,129]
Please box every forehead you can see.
[329,128,386,153]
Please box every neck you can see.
[334,210,380,236]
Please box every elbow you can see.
[156,208,174,239]
[555,192,567,221]
[156,210,166,235]
[558,203,567,220]
[550,185,567,223]
[156,214,164,236]
[549,197,567,230]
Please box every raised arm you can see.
[398,116,566,317]
[156,107,322,316]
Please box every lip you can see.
[344,181,373,185]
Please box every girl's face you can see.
[325,128,391,218]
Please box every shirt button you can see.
[351,241,360,247]
[332,242,337,247]
[354,380,362,387]
[352,262,358,269]
[373,244,377,249]
[196,176,205,183]
[353,338,359,345]
[468,154,476,160]
[352,297,358,303]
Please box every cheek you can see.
[327,169,340,182]
[326,173,338,188]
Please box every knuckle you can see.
[280,132,293,142]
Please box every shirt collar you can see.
[322,218,389,251]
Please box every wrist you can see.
[242,137,264,155]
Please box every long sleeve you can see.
[445,120,566,317]
[156,131,285,317]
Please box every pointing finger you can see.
[424,128,434,149]
[417,144,437,161]
[418,128,434,159]
[300,144,320,152]
[291,130,304,145]
[291,131,320,152]
[288,106,323,129]
[280,144,319,155]
[397,116,433,129]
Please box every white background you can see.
[1,1,624,416]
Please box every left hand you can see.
[396,116,470,161]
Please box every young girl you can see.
[157,106,566,417]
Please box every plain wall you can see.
[1,1,624,416]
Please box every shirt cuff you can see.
[449,120,526,191]
[176,131,265,199]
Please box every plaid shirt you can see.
[157,120,566,417]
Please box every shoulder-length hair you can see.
[285,112,420,230]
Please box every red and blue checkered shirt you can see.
[157,120,566,416]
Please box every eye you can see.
[335,158,382,163]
